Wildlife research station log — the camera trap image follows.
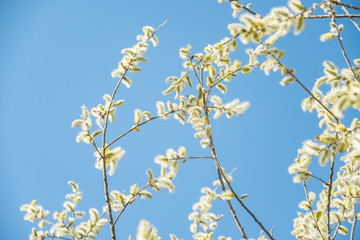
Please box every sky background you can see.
[0,0,359,239]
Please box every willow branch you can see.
[100,20,167,240]
[199,68,248,240]
[84,211,107,240]
[326,149,337,240]
[333,17,359,80]
[221,171,275,240]
[330,1,360,11]
[282,0,326,22]
[106,110,177,149]
[304,172,329,186]
[304,14,360,19]
[113,184,151,225]
[303,182,326,240]
[350,203,357,240]
[262,42,339,123]
[342,6,360,31]
[228,0,256,15]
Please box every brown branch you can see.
[193,58,276,240]
[113,184,151,225]
[304,172,329,186]
[106,110,177,149]
[330,1,360,11]
[281,0,327,22]
[330,207,345,240]
[100,21,167,240]
[326,147,337,240]
[228,0,256,16]
[261,42,339,123]
[303,182,326,240]
[333,17,359,80]
[221,172,275,240]
[198,67,249,240]
[304,14,360,19]
[84,211,107,240]
[350,203,357,240]
[342,6,360,31]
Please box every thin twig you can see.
[261,42,339,123]
[113,184,151,225]
[330,1,360,11]
[106,110,176,149]
[222,173,275,240]
[341,6,360,31]
[88,131,104,159]
[326,148,337,240]
[282,0,327,22]
[333,17,359,80]
[84,211,107,240]
[304,14,360,19]
[303,182,326,240]
[304,172,329,186]
[350,203,357,240]
[330,207,345,240]
[199,67,249,240]
[100,20,168,240]
[228,0,256,15]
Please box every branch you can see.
[222,172,275,240]
[228,0,256,16]
[326,148,337,240]
[106,110,177,149]
[330,1,360,11]
[198,67,249,240]
[113,184,151,225]
[84,211,107,240]
[350,203,357,240]
[304,172,329,186]
[282,0,327,22]
[261,42,339,123]
[303,182,326,240]
[304,14,360,19]
[330,207,345,240]
[100,20,168,240]
[341,6,360,32]
[333,17,359,80]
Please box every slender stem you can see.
[208,138,249,239]
[193,212,202,239]
[350,203,357,240]
[106,110,176,149]
[326,150,337,240]
[223,174,275,240]
[319,125,360,152]
[261,42,339,123]
[99,20,168,240]
[88,131,104,159]
[330,1,360,11]
[330,208,345,240]
[101,76,125,240]
[342,7,360,32]
[228,0,256,15]
[304,14,360,19]
[303,182,325,240]
[84,211,107,240]
[198,67,248,239]
[282,0,327,22]
[304,172,329,186]
[113,184,151,225]
[333,17,359,80]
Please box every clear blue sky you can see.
[0,0,359,239]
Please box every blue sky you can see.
[1,0,359,239]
